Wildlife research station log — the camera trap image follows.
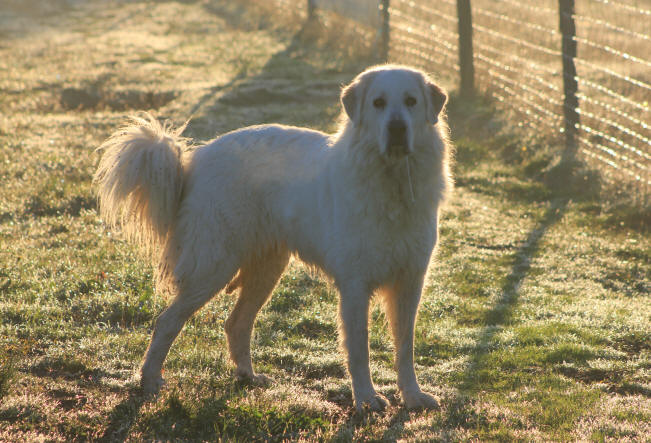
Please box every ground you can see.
[0,1,649,441]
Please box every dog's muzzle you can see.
[387,119,409,156]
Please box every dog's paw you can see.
[141,374,165,396]
[355,392,388,412]
[249,373,274,386]
[402,390,439,410]
[235,371,273,387]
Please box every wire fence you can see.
[282,0,650,192]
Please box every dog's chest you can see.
[334,204,437,281]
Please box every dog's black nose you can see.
[388,119,407,139]
[387,119,408,156]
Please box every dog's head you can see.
[341,65,447,158]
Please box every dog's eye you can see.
[405,96,417,107]
[373,97,386,109]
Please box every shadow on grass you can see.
[98,387,145,443]
[101,382,327,441]
[329,405,409,441]
[183,11,375,141]
[444,198,569,423]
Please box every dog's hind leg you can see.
[224,248,289,385]
[141,264,237,395]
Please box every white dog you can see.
[94,65,452,411]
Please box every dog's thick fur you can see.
[94,65,453,411]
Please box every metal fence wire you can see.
[287,0,651,190]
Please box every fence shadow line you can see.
[341,199,570,440]
[445,197,569,419]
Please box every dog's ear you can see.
[425,81,447,124]
[341,78,362,125]
[342,70,381,125]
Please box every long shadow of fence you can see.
[443,198,569,428]
[373,199,569,440]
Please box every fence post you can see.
[456,0,474,96]
[379,0,390,62]
[307,0,316,21]
[559,0,579,162]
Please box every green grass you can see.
[0,0,649,441]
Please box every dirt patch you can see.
[49,388,87,410]
[23,194,96,218]
[218,82,338,106]
[61,87,176,111]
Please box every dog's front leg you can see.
[384,278,439,410]
[338,284,388,412]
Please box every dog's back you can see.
[171,124,336,280]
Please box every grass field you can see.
[0,0,649,441]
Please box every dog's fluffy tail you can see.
[94,113,188,253]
